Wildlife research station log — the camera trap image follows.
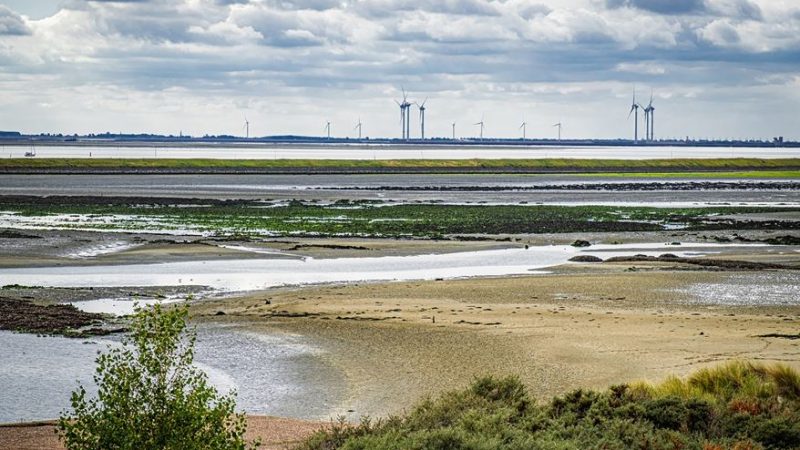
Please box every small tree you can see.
[58,303,258,450]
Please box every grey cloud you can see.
[355,0,501,18]
[517,4,552,20]
[3,0,797,100]
[606,0,706,15]
[264,0,343,10]
[0,6,31,35]
[607,0,762,20]
[707,0,762,21]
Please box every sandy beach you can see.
[0,416,327,450]
[191,257,800,419]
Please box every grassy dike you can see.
[1,157,800,175]
[302,362,800,449]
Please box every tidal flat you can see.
[0,181,798,434]
[2,196,800,239]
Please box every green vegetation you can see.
[58,304,257,450]
[2,157,800,174]
[303,362,800,449]
[4,199,799,237]
[577,170,800,179]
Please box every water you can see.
[2,144,798,160]
[0,244,733,292]
[678,272,800,306]
[2,174,797,204]
[0,325,345,423]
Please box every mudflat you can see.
[191,260,800,419]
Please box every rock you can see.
[569,255,603,263]
[571,240,591,248]
[215,311,226,316]
[659,253,679,259]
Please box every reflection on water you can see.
[678,272,800,306]
[0,325,345,423]
[0,244,741,292]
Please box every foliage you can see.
[57,303,257,450]
[301,362,800,450]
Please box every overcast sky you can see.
[0,0,797,140]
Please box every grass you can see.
[2,158,800,174]
[3,200,799,238]
[576,170,800,179]
[301,361,800,449]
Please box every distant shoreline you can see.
[1,136,797,148]
[2,157,799,175]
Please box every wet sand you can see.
[192,262,800,419]
[2,229,799,425]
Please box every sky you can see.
[0,0,798,140]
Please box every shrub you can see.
[57,303,257,450]
[302,363,800,450]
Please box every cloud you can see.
[606,0,706,15]
[706,0,762,21]
[0,0,797,139]
[0,6,31,35]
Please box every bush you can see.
[57,303,257,450]
[302,363,800,450]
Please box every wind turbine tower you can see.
[416,98,428,139]
[553,122,562,141]
[395,99,405,139]
[395,88,411,140]
[520,118,527,140]
[325,121,331,139]
[644,92,655,141]
[474,115,485,140]
[452,122,456,140]
[628,88,640,142]
[243,117,250,139]
[354,118,362,139]
[404,93,412,140]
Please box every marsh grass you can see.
[301,362,800,449]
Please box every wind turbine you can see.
[325,121,331,139]
[644,91,655,141]
[395,87,410,140]
[628,87,640,142]
[415,98,428,140]
[519,117,527,140]
[354,118,362,139]
[474,115,485,140]
[452,121,456,140]
[394,99,406,139]
[402,88,412,140]
[553,122,562,141]
[243,117,250,139]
